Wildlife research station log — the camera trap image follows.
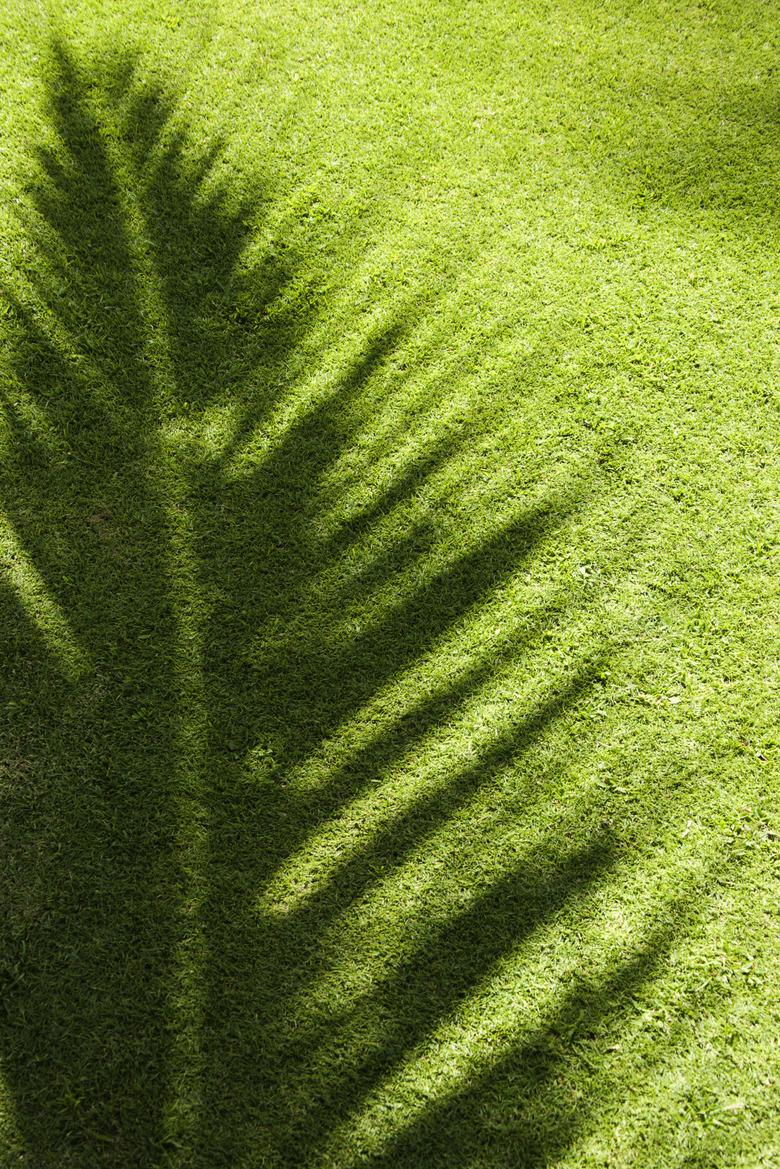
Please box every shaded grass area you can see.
[0,4,778,1168]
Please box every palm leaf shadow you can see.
[0,37,293,1167]
[0,37,689,1169]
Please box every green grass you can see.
[0,1,778,1165]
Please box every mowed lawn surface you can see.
[0,1,778,1166]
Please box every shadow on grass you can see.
[0,37,694,1169]
[359,906,686,1169]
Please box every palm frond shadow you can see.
[361,900,693,1169]
[0,39,692,1169]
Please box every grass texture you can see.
[0,1,778,1166]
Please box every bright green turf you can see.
[0,1,778,1165]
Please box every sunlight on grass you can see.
[258,645,593,918]
[0,509,88,680]
[305,840,738,1169]
[0,6,777,1168]
[274,581,571,797]
[0,1066,25,1166]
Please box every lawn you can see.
[0,1,778,1166]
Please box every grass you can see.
[0,1,778,1166]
